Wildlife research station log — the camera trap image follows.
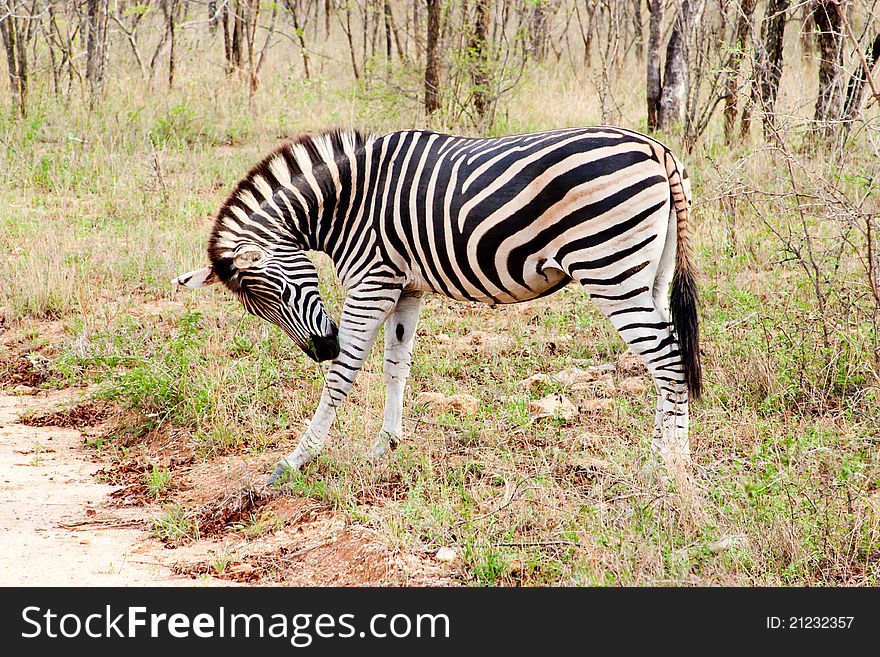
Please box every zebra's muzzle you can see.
[307,332,339,362]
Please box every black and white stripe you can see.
[176,126,702,479]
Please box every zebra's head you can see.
[174,244,340,362]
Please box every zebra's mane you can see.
[207,129,368,283]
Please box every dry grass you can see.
[2,18,879,586]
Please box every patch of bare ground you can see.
[0,312,457,587]
[164,464,456,585]
[1,388,457,586]
[176,497,453,586]
[0,391,213,586]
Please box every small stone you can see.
[580,399,614,413]
[617,351,644,375]
[416,392,480,415]
[516,373,551,389]
[620,377,649,395]
[708,535,750,553]
[435,547,458,562]
[529,394,578,421]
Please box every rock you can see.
[707,535,750,553]
[616,351,644,375]
[571,374,616,397]
[551,367,594,386]
[435,547,458,563]
[528,394,578,421]
[620,377,649,396]
[518,366,617,391]
[580,399,614,414]
[516,373,551,389]
[416,392,480,415]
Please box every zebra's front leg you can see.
[368,291,424,463]
[269,284,402,483]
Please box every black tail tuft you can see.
[671,268,702,399]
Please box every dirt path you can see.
[0,392,209,586]
[0,390,455,587]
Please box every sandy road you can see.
[0,392,202,586]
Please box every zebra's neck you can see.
[208,130,377,285]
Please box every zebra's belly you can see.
[405,257,570,305]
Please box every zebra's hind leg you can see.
[368,291,424,463]
[586,288,691,473]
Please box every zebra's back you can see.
[365,127,676,305]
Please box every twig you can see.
[496,540,581,548]
[834,2,880,109]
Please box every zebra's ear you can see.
[174,266,219,288]
[233,246,264,270]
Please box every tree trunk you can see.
[800,1,815,58]
[86,0,110,103]
[424,0,442,115]
[222,2,232,74]
[469,0,492,127]
[341,2,360,80]
[723,0,758,144]
[741,0,790,139]
[0,0,31,118]
[531,0,548,61]
[646,0,665,130]
[324,0,331,38]
[840,33,880,130]
[812,0,845,138]
[413,0,422,61]
[631,0,643,61]
[383,0,393,74]
[284,0,311,80]
[232,0,244,70]
[163,0,177,87]
[658,0,707,131]
[574,1,596,68]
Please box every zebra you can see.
[174,127,701,483]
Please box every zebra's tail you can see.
[665,151,702,400]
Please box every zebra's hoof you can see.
[267,462,294,486]
[367,430,400,464]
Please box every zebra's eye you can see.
[233,247,264,270]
